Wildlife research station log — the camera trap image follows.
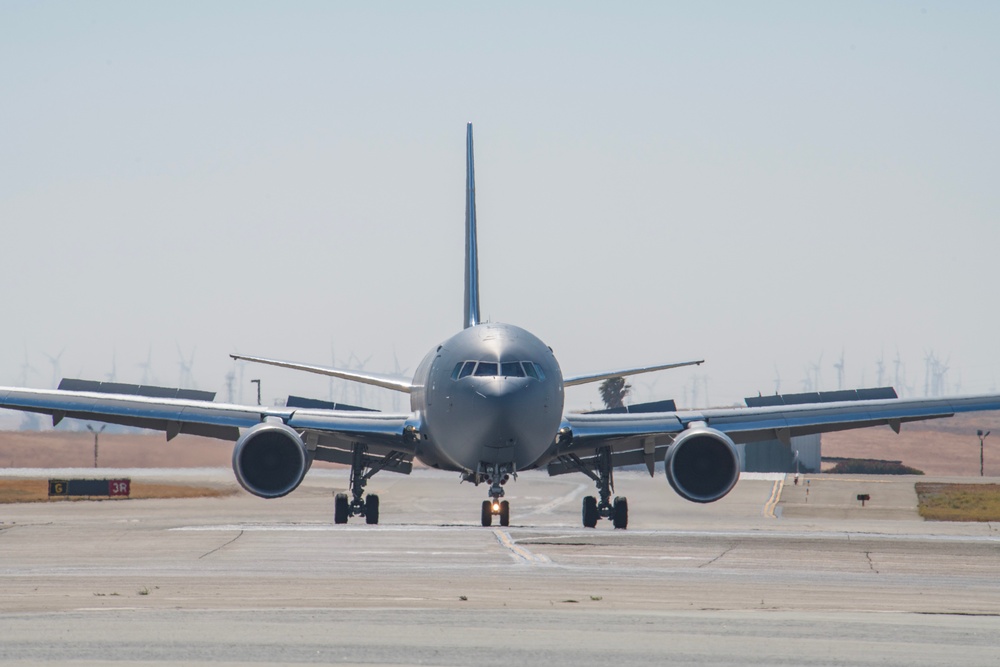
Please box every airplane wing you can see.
[548,393,1000,476]
[563,359,704,387]
[230,354,413,393]
[0,385,418,467]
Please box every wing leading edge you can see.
[563,359,705,387]
[549,392,1000,475]
[0,385,418,460]
[229,354,413,393]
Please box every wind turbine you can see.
[348,352,373,407]
[933,356,950,397]
[923,350,937,397]
[833,350,845,391]
[176,345,196,388]
[18,346,39,387]
[138,346,156,386]
[43,348,65,388]
[391,349,409,412]
[893,349,903,395]
[810,352,824,392]
[105,350,118,383]
[224,369,236,403]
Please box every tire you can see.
[499,500,510,527]
[612,496,628,530]
[481,500,493,527]
[582,495,598,528]
[365,494,380,525]
[334,493,349,524]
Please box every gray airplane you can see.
[3,123,1000,528]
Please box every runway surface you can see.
[1,468,999,665]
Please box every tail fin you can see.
[464,123,481,329]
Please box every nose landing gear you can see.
[476,462,513,527]
[481,498,510,527]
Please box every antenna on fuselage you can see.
[464,122,481,329]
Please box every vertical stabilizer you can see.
[464,123,481,329]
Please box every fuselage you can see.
[409,322,564,474]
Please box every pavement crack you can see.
[699,542,738,568]
[864,550,879,574]
[199,530,244,559]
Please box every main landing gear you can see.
[579,447,628,529]
[333,443,390,525]
[478,462,512,527]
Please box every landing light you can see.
[492,502,500,512]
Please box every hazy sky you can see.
[2,1,999,414]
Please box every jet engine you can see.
[664,426,740,503]
[232,422,310,498]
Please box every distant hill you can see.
[822,412,1000,477]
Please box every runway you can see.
[1,468,999,665]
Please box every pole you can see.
[978,430,990,477]
[251,379,261,406]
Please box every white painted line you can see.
[492,529,550,564]
[519,482,587,517]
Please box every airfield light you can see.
[978,430,991,477]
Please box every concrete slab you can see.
[1,468,999,665]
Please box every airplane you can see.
[3,123,1000,529]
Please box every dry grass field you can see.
[915,482,1000,521]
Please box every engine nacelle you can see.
[232,422,310,498]
[664,426,740,503]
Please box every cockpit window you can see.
[501,361,524,377]
[453,360,545,380]
[474,362,498,377]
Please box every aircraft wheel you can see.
[481,500,493,527]
[499,500,510,527]
[582,495,598,528]
[612,496,628,530]
[365,494,380,525]
[334,493,350,524]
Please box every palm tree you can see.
[599,376,631,409]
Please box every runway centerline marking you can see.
[763,477,785,518]
[493,529,550,564]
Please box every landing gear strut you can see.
[578,447,628,529]
[478,463,512,527]
[334,443,387,525]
